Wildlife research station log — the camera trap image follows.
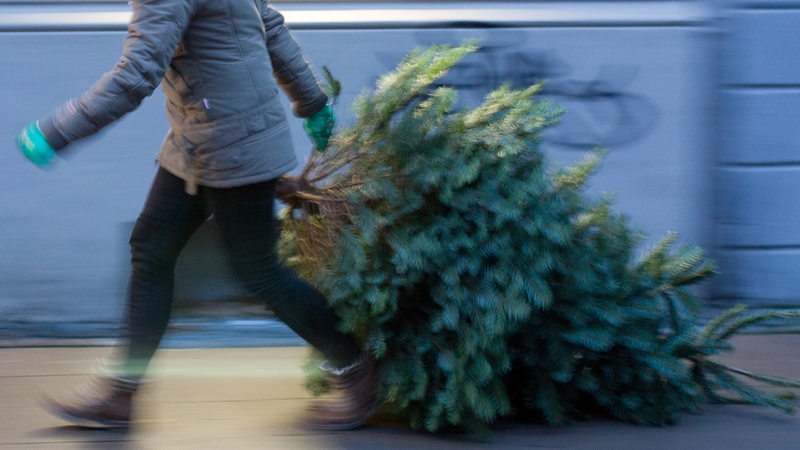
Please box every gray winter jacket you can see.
[38,0,327,192]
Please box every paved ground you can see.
[1,334,799,449]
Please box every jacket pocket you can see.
[175,99,284,152]
[197,122,295,182]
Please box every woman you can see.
[16,0,379,431]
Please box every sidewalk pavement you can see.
[1,333,798,449]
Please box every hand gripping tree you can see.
[275,42,800,434]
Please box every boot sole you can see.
[307,398,383,431]
[39,395,132,430]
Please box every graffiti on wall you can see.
[376,32,658,151]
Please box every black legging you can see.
[117,167,359,378]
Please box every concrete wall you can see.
[1,1,793,332]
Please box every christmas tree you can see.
[276,42,800,434]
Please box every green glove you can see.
[17,122,57,168]
[303,105,335,152]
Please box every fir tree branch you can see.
[697,304,748,344]
[710,362,800,389]
[700,361,796,413]
[713,309,800,342]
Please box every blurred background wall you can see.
[0,1,797,337]
[712,0,800,307]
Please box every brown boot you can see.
[41,376,138,429]
[308,353,382,430]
